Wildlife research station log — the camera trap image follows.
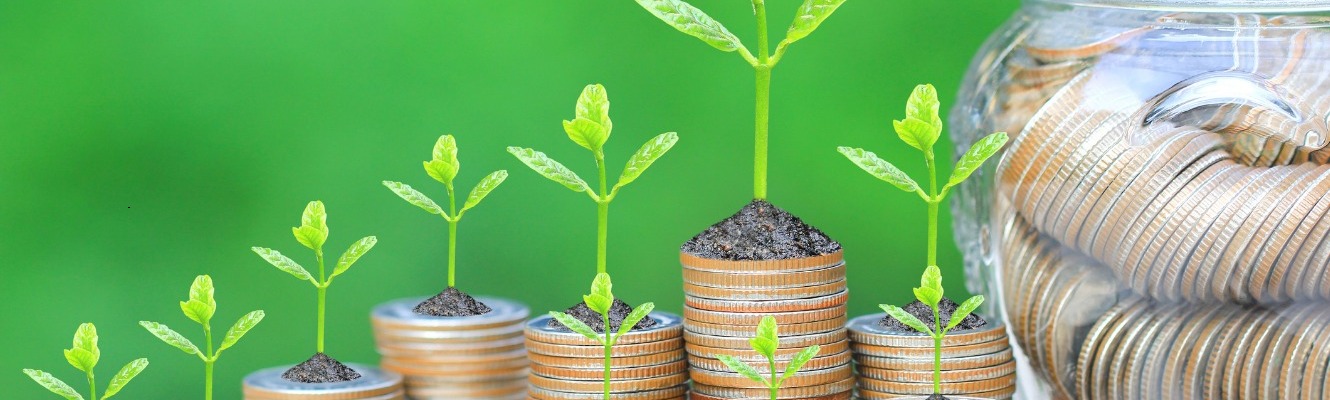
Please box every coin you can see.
[857,373,1016,395]
[372,297,529,331]
[242,364,403,399]
[855,348,1015,371]
[685,329,845,350]
[684,279,846,301]
[691,377,854,399]
[680,250,844,273]
[858,359,1017,383]
[686,315,845,337]
[683,290,848,313]
[688,339,850,362]
[525,313,682,346]
[684,304,847,325]
[689,350,851,373]
[528,349,684,370]
[847,314,1009,348]
[682,263,846,289]
[689,362,852,388]
[525,384,687,400]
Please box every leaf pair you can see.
[549,273,655,346]
[385,135,509,221]
[24,323,148,400]
[881,266,984,337]
[714,315,820,391]
[634,0,847,66]
[253,201,377,287]
[141,275,265,363]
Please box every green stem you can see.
[86,368,96,400]
[753,0,771,200]
[602,313,612,400]
[316,248,327,354]
[769,357,778,400]
[596,151,608,275]
[933,307,942,395]
[925,149,938,266]
[204,320,214,400]
[447,182,457,288]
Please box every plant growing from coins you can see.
[507,83,678,275]
[23,323,148,400]
[548,273,655,400]
[714,316,820,400]
[251,201,375,366]
[140,275,263,400]
[634,0,845,199]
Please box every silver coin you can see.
[243,364,402,398]
[371,297,529,329]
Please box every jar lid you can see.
[1030,0,1330,13]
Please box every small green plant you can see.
[548,273,655,400]
[140,275,263,400]
[507,84,677,275]
[882,267,983,395]
[634,0,846,199]
[23,323,148,400]
[714,316,820,400]
[251,201,375,355]
[383,134,507,288]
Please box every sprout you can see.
[714,316,820,400]
[140,275,262,400]
[881,266,984,395]
[548,273,655,400]
[23,323,149,400]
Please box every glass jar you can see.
[950,1,1330,398]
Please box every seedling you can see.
[383,134,507,290]
[251,201,375,362]
[837,84,1006,395]
[507,84,678,275]
[140,275,263,400]
[23,323,148,400]
[634,0,846,199]
[548,273,655,400]
[714,316,820,400]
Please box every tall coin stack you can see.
[370,297,530,399]
[243,365,405,400]
[847,316,1017,399]
[524,312,689,399]
[681,251,855,399]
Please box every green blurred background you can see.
[0,1,1018,398]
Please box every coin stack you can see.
[523,312,689,399]
[681,251,854,399]
[243,364,404,400]
[370,297,529,399]
[847,315,1017,399]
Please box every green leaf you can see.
[70,323,99,365]
[63,349,97,374]
[550,311,604,343]
[589,273,613,299]
[947,295,985,332]
[948,131,1009,188]
[583,294,613,316]
[616,302,655,340]
[780,344,821,383]
[749,337,778,361]
[716,354,769,386]
[755,315,778,343]
[382,181,448,218]
[179,300,213,325]
[217,310,265,355]
[575,84,612,137]
[905,84,942,129]
[633,0,745,53]
[292,201,328,251]
[139,321,201,356]
[506,147,593,195]
[913,286,941,309]
[881,304,933,336]
[838,147,921,194]
[332,236,377,279]
[892,117,940,152]
[562,118,609,153]
[23,369,84,400]
[100,358,148,399]
[921,265,943,293]
[615,132,678,190]
[251,247,315,283]
[461,170,508,213]
[188,275,216,313]
[785,0,846,44]
[425,135,460,185]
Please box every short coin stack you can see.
[524,312,688,399]
[848,316,1016,400]
[243,365,405,400]
[681,251,854,399]
[370,297,529,399]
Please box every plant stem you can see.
[86,368,96,400]
[602,313,612,400]
[204,320,214,400]
[447,183,457,288]
[596,151,608,275]
[753,0,771,200]
[768,357,778,400]
[933,307,942,395]
[316,250,326,354]
[925,149,938,267]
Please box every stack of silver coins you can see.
[243,364,404,400]
[524,312,688,399]
[681,251,854,399]
[847,316,1016,399]
[370,297,529,399]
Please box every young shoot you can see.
[881,266,984,395]
[548,273,655,400]
[23,323,148,400]
[507,84,678,275]
[714,316,821,400]
[251,201,376,355]
[634,0,846,199]
[383,134,508,288]
[140,275,263,400]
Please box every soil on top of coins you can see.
[681,199,841,260]
[413,286,492,317]
[880,297,988,333]
[282,353,362,383]
[548,298,658,333]
[926,394,949,400]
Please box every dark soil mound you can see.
[880,297,988,333]
[548,298,657,333]
[282,353,361,383]
[681,199,841,260]
[414,287,492,317]
[927,394,949,400]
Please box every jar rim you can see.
[1026,0,1330,13]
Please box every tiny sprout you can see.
[714,316,820,400]
[251,201,375,355]
[384,134,508,288]
[881,266,984,395]
[140,275,263,400]
[548,273,655,400]
[23,323,148,400]
[508,84,678,275]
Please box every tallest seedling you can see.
[635,0,845,199]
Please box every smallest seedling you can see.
[881,266,984,396]
[23,323,148,400]
[548,273,655,400]
[715,316,820,400]
[141,275,264,400]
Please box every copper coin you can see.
[524,313,682,346]
[689,362,852,388]
[847,314,1010,348]
[528,349,684,370]
[684,279,846,301]
[683,290,848,313]
[684,304,847,325]
[527,373,687,393]
[680,250,844,273]
[682,263,846,289]
[529,359,686,381]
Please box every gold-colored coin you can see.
[527,374,688,394]
[680,250,844,273]
[684,304,846,325]
[683,290,848,313]
[529,359,686,381]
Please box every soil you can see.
[680,199,841,260]
[281,353,361,383]
[880,297,988,333]
[547,298,658,333]
[413,287,492,317]
[926,394,949,400]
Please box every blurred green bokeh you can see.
[0,1,1017,398]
